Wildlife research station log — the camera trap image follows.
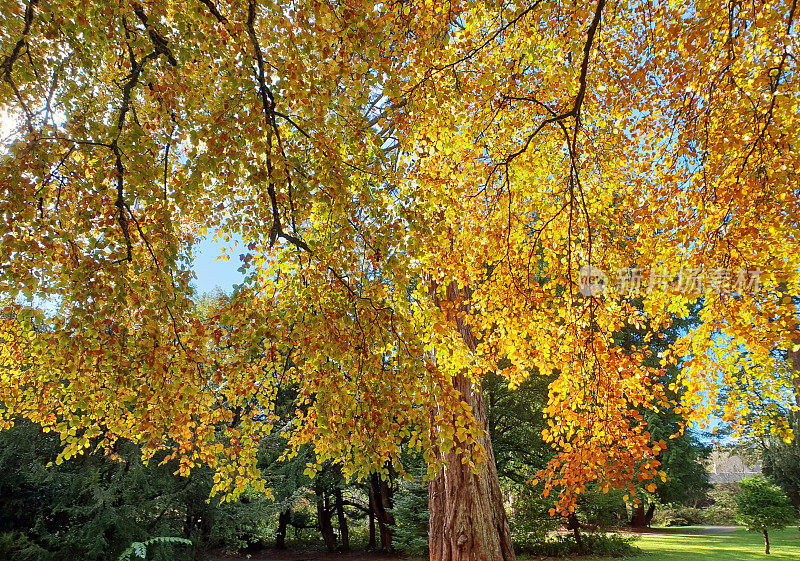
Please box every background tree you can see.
[716,353,800,507]
[392,453,430,556]
[485,372,552,486]
[762,433,800,508]
[761,334,800,507]
[735,476,796,555]
[0,420,274,560]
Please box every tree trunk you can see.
[630,502,656,528]
[427,282,516,561]
[764,529,770,555]
[368,491,376,549]
[369,471,395,551]
[630,503,646,527]
[787,337,800,436]
[630,503,656,528]
[567,513,584,554]
[643,503,656,528]
[276,509,290,549]
[335,488,350,551]
[317,493,337,551]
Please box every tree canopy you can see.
[1,0,799,516]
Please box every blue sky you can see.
[191,235,244,296]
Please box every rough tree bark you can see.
[764,529,770,555]
[428,282,516,561]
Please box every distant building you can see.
[706,450,761,484]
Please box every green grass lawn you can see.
[628,527,800,560]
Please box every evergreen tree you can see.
[392,455,429,555]
[0,420,272,560]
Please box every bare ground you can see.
[206,548,420,561]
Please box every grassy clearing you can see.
[630,527,800,561]
[515,527,800,561]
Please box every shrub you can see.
[652,505,704,526]
[653,484,739,526]
[702,504,737,525]
[518,532,639,557]
[582,533,641,556]
[678,507,705,525]
[509,485,560,553]
[579,488,629,527]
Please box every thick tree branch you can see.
[0,0,38,76]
